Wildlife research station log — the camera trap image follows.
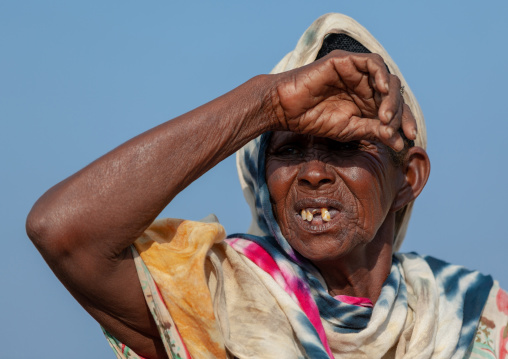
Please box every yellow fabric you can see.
[133,218,227,359]
[132,218,311,358]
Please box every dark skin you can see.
[266,132,429,301]
[26,50,427,358]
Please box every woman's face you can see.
[265,131,404,262]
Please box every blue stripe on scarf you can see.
[424,255,493,353]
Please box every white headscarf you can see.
[237,13,427,252]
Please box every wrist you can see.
[245,74,286,133]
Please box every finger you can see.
[377,77,406,151]
[364,54,391,94]
[383,125,405,151]
[352,117,404,152]
[387,88,404,130]
[327,114,394,148]
[335,52,390,94]
[378,74,402,125]
[380,105,414,152]
[401,104,418,140]
[374,120,403,151]
[325,114,379,141]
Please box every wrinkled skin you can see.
[266,132,416,299]
[273,50,411,151]
[266,133,402,262]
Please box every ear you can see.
[390,146,431,212]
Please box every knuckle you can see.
[327,49,347,61]
[366,53,385,69]
[329,49,345,56]
[371,53,384,63]
[390,74,402,86]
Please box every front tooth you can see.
[301,209,307,220]
[321,208,331,222]
[306,210,314,222]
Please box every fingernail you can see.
[385,111,393,122]
[385,126,394,137]
[393,137,403,151]
[385,82,390,92]
[412,128,417,139]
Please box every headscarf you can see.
[238,13,425,253]
[229,13,493,358]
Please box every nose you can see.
[297,160,335,188]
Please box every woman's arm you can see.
[26,50,413,358]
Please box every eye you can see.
[275,144,304,157]
[330,141,360,152]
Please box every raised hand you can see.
[271,50,416,151]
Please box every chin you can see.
[287,235,358,263]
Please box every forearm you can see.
[27,50,412,261]
[27,74,277,257]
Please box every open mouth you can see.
[300,208,332,222]
[294,198,342,227]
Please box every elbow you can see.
[26,204,54,253]
[26,200,72,259]
[26,205,49,248]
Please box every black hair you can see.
[315,33,371,60]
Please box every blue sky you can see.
[2,1,507,357]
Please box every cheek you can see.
[348,162,392,200]
[342,167,391,232]
[341,167,382,203]
[265,162,297,203]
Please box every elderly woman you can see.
[27,13,507,359]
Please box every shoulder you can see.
[397,252,494,287]
[470,281,508,359]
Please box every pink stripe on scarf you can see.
[227,237,333,358]
[334,295,373,308]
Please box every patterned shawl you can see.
[229,13,493,359]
